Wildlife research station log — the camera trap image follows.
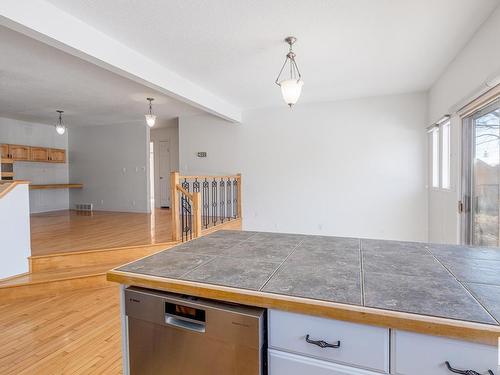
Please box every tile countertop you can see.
[108,230,500,344]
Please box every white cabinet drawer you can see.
[392,330,498,375]
[268,309,389,372]
[269,349,385,375]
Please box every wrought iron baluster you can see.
[233,178,238,218]
[182,178,189,192]
[193,178,200,193]
[211,178,218,226]
[202,179,209,229]
[226,178,232,220]
[219,178,226,223]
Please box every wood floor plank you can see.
[0,264,116,287]
[0,286,122,375]
[31,208,173,255]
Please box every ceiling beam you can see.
[0,0,242,123]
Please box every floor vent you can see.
[75,203,93,212]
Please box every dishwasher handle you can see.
[165,314,206,333]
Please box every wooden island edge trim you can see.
[0,180,31,199]
[106,270,500,346]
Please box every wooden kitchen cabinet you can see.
[0,144,9,159]
[48,148,66,163]
[0,144,66,163]
[9,144,30,161]
[30,147,50,162]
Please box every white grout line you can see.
[258,239,305,291]
[359,238,365,306]
[424,245,499,325]
[179,256,218,278]
[179,232,280,278]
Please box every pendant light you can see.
[55,110,66,135]
[275,36,304,107]
[145,98,156,127]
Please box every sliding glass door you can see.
[462,99,500,246]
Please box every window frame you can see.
[430,126,440,189]
[429,116,452,191]
[440,120,451,190]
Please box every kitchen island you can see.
[108,230,500,375]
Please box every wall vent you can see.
[75,203,93,212]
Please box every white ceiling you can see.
[0,26,201,128]
[44,0,500,109]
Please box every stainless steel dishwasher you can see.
[124,286,266,375]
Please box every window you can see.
[441,121,451,189]
[431,127,439,188]
[429,116,451,190]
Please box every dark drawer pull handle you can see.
[445,361,494,375]
[305,334,340,349]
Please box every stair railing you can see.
[170,172,242,242]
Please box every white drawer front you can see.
[268,309,389,372]
[392,330,498,375]
[269,349,385,375]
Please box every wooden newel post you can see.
[170,171,180,241]
[237,173,242,219]
[192,192,202,238]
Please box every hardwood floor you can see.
[0,286,122,375]
[31,208,173,256]
[0,264,114,287]
[0,211,243,373]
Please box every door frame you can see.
[461,98,500,245]
[158,140,171,208]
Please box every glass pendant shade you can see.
[279,79,304,107]
[55,123,66,135]
[145,98,156,127]
[145,114,156,127]
[55,110,66,135]
[275,36,303,107]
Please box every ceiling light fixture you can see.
[55,110,66,135]
[145,98,156,127]
[275,36,304,108]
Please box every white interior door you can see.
[158,141,171,207]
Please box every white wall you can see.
[68,123,150,213]
[0,117,69,213]
[427,5,500,244]
[0,183,30,279]
[150,120,179,208]
[180,93,428,242]
[428,6,500,122]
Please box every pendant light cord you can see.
[147,98,153,115]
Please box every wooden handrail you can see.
[236,173,242,219]
[192,192,202,238]
[170,172,180,241]
[175,184,193,199]
[179,174,241,180]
